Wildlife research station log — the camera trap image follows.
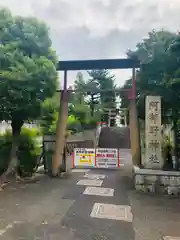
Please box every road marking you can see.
[76,179,103,186]
[90,203,133,222]
[72,169,90,173]
[83,187,114,197]
[84,174,106,180]
[163,237,180,240]
[0,224,13,236]
[0,221,24,236]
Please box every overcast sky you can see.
[1,0,180,88]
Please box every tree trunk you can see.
[52,90,70,176]
[5,120,24,177]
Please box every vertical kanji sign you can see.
[145,96,162,169]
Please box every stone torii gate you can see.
[52,58,140,176]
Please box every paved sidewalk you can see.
[0,168,180,239]
[62,169,134,240]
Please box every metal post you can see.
[52,70,69,176]
[129,68,141,167]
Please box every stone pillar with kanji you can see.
[145,96,163,169]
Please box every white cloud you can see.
[1,0,180,86]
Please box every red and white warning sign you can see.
[96,148,119,168]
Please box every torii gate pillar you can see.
[129,68,141,167]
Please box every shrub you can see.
[0,131,12,173]
[0,128,41,177]
[40,98,58,134]
[83,117,98,130]
[18,128,41,177]
[44,112,82,135]
[67,115,82,133]
[29,127,42,137]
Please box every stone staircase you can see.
[98,127,131,149]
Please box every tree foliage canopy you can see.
[69,69,116,127]
[122,30,180,122]
[0,8,58,125]
[0,8,58,175]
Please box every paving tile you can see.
[76,179,103,187]
[72,169,90,173]
[90,203,133,222]
[84,174,106,179]
[83,187,114,197]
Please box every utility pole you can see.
[129,68,141,167]
[52,70,70,176]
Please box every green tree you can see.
[40,97,59,134]
[0,8,58,173]
[73,72,87,104]
[88,70,116,125]
[86,78,100,117]
[122,30,180,167]
[71,70,117,128]
[122,30,177,121]
[74,74,100,118]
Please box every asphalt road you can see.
[0,165,180,240]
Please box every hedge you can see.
[0,127,41,177]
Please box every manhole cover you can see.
[72,169,90,173]
[76,179,103,186]
[90,203,133,222]
[83,187,114,196]
[84,174,106,180]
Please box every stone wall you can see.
[134,167,180,196]
[67,129,96,144]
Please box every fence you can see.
[43,135,95,172]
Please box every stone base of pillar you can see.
[134,166,180,196]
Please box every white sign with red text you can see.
[96,148,119,168]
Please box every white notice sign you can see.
[96,148,119,168]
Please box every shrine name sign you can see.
[145,96,163,169]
